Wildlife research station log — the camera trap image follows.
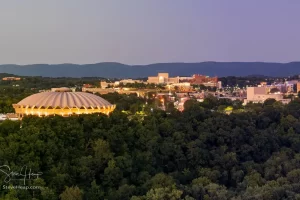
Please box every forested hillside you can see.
[1,95,300,199]
[0,62,300,78]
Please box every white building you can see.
[114,79,144,86]
[147,73,179,84]
[244,87,291,104]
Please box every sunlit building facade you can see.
[244,86,291,104]
[189,74,218,87]
[147,73,179,84]
[2,77,21,81]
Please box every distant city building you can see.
[283,81,296,93]
[170,82,192,91]
[217,81,222,89]
[244,87,291,104]
[51,87,73,92]
[174,97,190,112]
[115,79,145,85]
[147,73,221,89]
[147,73,179,84]
[258,81,297,94]
[2,77,21,81]
[0,113,19,121]
[0,114,6,121]
[260,82,267,86]
[83,84,93,88]
[297,82,300,93]
[179,77,193,82]
[286,80,299,84]
[6,113,19,121]
[100,81,114,89]
[189,74,218,87]
[82,87,115,94]
[180,75,221,89]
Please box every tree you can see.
[263,98,276,106]
[142,185,183,200]
[93,139,114,169]
[59,186,83,200]
[200,95,218,109]
[269,88,280,94]
[244,172,265,187]
[86,180,104,200]
[183,99,198,111]
[146,173,176,189]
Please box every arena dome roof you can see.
[17,92,113,108]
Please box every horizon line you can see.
[0,61,299,66]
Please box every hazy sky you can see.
[0,0,299,65]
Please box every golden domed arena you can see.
[13,88,116,119]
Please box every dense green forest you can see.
[1,91,300,199]
[0,75,102,90]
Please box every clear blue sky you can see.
[0,0,299,65]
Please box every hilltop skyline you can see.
[0,0,300,65]
[0,62,300,78]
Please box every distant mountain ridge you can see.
[0,62,299,78]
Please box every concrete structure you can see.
[297,82,300,93]
[2,77,21,81]
[115,79,144,85]
[179,77,193,81]
[147,73,179,84]
[217,81,222,89]
[170,82,192,91]
[100,81,115,89]
[13,88,116,119]
[260,82,267,86]
[0,114,7,120]
[6,113,19,121]
[83,84,93,88]
[82,87,115,94]
[51,87,75,92]
[0,114,19,121]
[202,82,218,87]
[174,97,190,112]
[258,82,297,94]
[147,73,221,89]
[244,86,291,104]
[284,81,295,93]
